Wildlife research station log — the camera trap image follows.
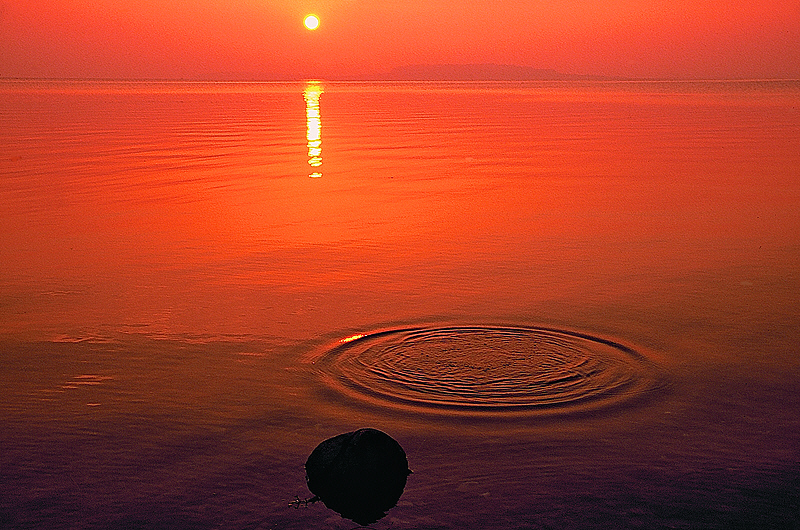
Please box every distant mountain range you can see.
[379,64,614,81]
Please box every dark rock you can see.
[305,428,411,525]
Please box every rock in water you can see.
[305,428,411,525]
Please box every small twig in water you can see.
[289,495,320,509]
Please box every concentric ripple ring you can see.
[307,326,666,417]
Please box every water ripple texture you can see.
[308,326,667,417]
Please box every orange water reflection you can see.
[304,81,323,178]
[1,80,799,347]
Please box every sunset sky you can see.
[2,0,799,80]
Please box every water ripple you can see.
[308,326,667,417]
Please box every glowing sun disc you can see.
[304,14,320,30]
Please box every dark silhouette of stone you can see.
[305,428,411,526]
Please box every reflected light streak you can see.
[304,82,323,178]
[340,334,366,343]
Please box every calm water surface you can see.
[1,80,799,528]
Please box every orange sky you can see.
[1,0,799,80]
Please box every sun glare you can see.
[304,14,320,31]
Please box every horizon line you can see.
[3,76,799,83]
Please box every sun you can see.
[304,14,320,31]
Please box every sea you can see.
[1,79,799,529]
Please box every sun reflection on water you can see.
[304,82,323,178]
